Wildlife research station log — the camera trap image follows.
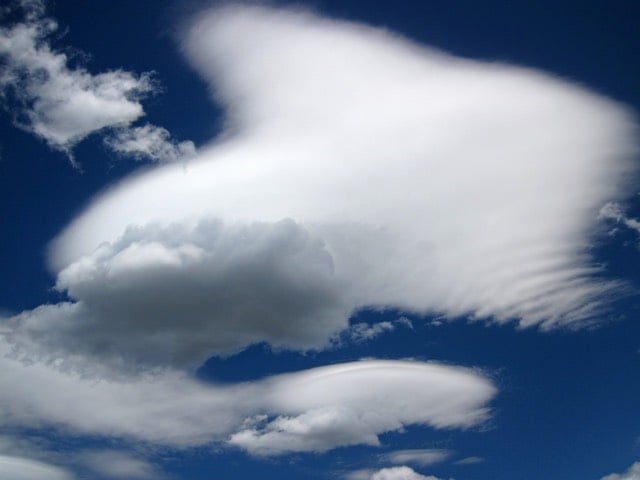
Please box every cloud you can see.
[0,1,152,150]
[602,462,640,480]
[385,449,452,467]
[452,456,484,465]
[8,219,349,370]
[33,3,635,372]
[228,360,495,455]
[0,344,496,452]
[75,451,161,480]
[335,317,413,346]
[599,202,640,245]
[0,0,194,163]
[104,124,196,163]
[347,466,442,480]
[0,454,74,480]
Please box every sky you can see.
[0,1,639,479]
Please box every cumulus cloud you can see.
[602,462,640,480]
[347,466,442,480]
[8,219,349,369]
[0,346,496,452]
[27,3,635,371]
[385,449,452,467]
[0,454,74,480]
[0,0,194,163]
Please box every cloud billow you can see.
[14,3,635,371]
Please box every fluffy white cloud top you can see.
[0,343,495,452]
[602,462,640,480]
[24,3,634,370]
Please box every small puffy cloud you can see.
[385,449,452,467]
[0,0,194,164]
[602,462,640,480]
[0,344,496,452]
[76,451,161,480]
[0,454,74,480]
[0,1,153,151]
[105,124,197,163]
[348,466,442,480]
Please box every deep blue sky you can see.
[1,2,639,480]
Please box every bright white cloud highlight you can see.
[25,3,635,368]
[602,462,640,480]
[0,344,495,452]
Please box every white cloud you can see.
[0,0,194,164]
[599,202,640,244]
[35,3,635,370]
[453,456,484,465]
[336,317,413,345]
[385,449,452,467]
[0,1,152,151]
[602,462,640,480]
[228,360,495,455]
[76,451,161,480]
[105,124,196,163]
[0,344,495,452]
[348,466,442,480]
[0,454,74,480]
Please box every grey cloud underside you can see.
[9,219,348,369]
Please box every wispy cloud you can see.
[599,202,640,245]
[0,342,496,452]
[601,461,640,480]
[104,124,196,163]
[385,449,452,467]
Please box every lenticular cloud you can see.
[9,4,638,367]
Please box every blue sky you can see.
[1,1,639,480]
